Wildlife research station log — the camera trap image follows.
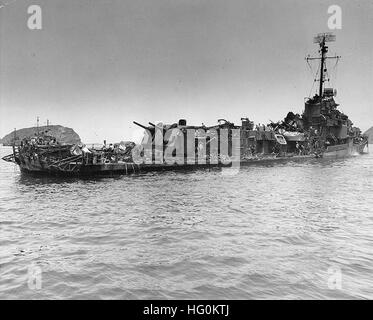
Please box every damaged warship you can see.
[2,33,369,176]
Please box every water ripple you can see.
[0,146,372,299]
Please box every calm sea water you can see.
[0,146,372,299]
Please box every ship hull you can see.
[15,151,365,177]
[323,141,367,158]
[6,139,368,177]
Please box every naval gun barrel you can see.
[133,121,152,131]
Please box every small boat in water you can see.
[2,33,369,176]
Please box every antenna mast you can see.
[318,37,327,97]
[37,116,40,135]
[13,128,16,146]
[306,33,340,99]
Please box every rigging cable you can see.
[308,62,320,98]
[325,56,339,93]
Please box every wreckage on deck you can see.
[1,32,369,176]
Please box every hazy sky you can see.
[1,0,372,143]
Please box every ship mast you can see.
[306,33,340,100]
[318,37,327,97]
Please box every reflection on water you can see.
[0,146,372,299]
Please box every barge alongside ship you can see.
[2,33,369,176]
